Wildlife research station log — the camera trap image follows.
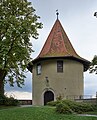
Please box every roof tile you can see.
[38,19,80,58]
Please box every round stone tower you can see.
[28,18,90,106]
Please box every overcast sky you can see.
[5,0,97,99]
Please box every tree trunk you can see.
[0,69,6,95]
[0,79,4,95]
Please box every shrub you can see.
[77,103,94,113]
[62,100,94,113]
[92,104,97,110]
[0,94,19,106]
[73,102,93,113]
[56,102,72,114]
[4,97,19,106]
[47,101,60,106]
[0,94,6,105]
[48,99,95,114]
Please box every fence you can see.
[65,95,95,100]
[18,100,32,105]
[75,98,97,105]
[65,94,97,105]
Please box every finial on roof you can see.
[56,9,59,19]
[94,12,97,18]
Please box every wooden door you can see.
[44,91,54,105]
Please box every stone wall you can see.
[19,100,32,105]
[75,98,97,105]
[18,98,97,105]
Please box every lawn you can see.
[0,106,16,110]
[0,106,97,120]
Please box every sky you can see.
[5,0,97,99]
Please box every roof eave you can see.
[30,56,90,72]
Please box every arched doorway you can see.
[44,91,54,105]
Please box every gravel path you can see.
[78,114,97,117]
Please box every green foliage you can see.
[93,105,97,111]
[89,55,97,74]
[47,101,60,106]
[56,102,72,114]
[0,0,42,89]
[0,93,6,105]
[0,93,19,106]
[0,106,97,120]
[62,100,94,113]
[4,97,19,106]
[47,99,95,114]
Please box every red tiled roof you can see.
[38,19,80,58]
[27,19,90,72]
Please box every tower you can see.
[28,15,90,106]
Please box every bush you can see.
[47,101,60,106]
[56,102,72,114]
[47,99,95,114]
[0,94,6,105]
[77,103,94,113]
[92,104,97,110]
[62,100,94,113]
[0,94,19,106]
[4,97,19,106]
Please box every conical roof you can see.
[28,19,90,72]
[38,19,79,58]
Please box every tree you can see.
[0,0,42,95]
[89,55,97,74]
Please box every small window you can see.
[57,61,63,72]
[37,63,41,75]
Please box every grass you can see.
[0,106,97,120]
[0,105,17,110]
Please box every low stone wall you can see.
[18,98,97,105]
[75,98,97,105]
[18,100,32,105]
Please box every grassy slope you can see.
[0,106,97,120]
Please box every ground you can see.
[0,106,97,120]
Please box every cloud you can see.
[5,91,32,100]
[5,72,32,100]
[84,72,97,96]
[5,72,32,93]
